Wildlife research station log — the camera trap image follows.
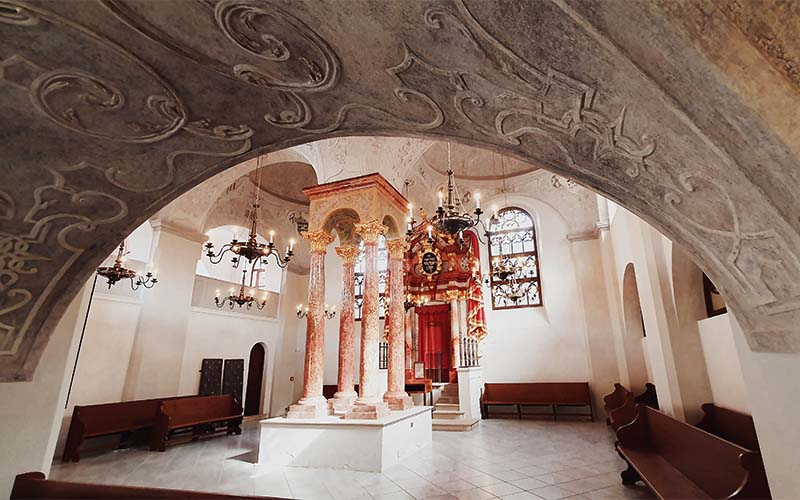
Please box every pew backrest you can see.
[159,394,242,428]
[608,392,636,431]
[11,472,282,499]
[483,382,591,405]
[73,396,193,436]
[697,403,760,451]
[603,383,630,415]
[621,405,769,499]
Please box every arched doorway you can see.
[621,263,649,393]
[244,343,266,417]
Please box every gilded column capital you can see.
[302,229,335,253]
[335,245,360,265]
[386,238,409,260]
[354,219,388,244]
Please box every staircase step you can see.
[435,403,460,411]
[437,397,459,404]
[433,410,465,420]
[432,417,480,432]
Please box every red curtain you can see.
[417,304,451,373]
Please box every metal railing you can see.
[378,342,388,369]
[459,337,480,368]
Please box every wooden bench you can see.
[480,382,593,421]
[616,404,771,499]
[10,472,285,499]
[603,383,659,428]
[697,403,761,452]
[150,394,243,451]
[62,395,196,462]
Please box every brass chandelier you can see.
[406,143,486,247]
[484,256,536,305]
[96,242,158,290]
[204,159,294,271]
[215,270,267,310]
[296,303,336,319]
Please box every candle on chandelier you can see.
[407,203,414,220]
[215,289,220,298]
[475,192,481,209]
[269,230,274,244]
[289,238,295,252]
[407,218,413,233]
[438,190,444,208]
[427,225,433,240]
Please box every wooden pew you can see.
[150,394,243,452]
[608,392,637,432]
[697,403,761,452]
[480,382,593,421]
[634,382,659,410]
[603,383,630,424]
[10,472,285,499]
[616,405,771,499]
[62,395,195,462]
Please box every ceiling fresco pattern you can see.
[1,0,800,380]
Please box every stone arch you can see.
[381,215,401,239]
[622,263,649,393]
[322,208,361,246]
[0,0,799,385]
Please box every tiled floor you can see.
[50,418,654,500]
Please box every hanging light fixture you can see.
[205,157,294,270]
[406,143,486,247]
[215,270,267,310]
[96,242,158,290]
[296,303,336,319]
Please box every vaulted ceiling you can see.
[2,0,800,381]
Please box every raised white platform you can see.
[258,406,432,472]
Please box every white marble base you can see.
[258,406,432,472]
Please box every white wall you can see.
[478,197,591,384]
[697,313,749,413]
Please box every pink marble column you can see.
[345,220,391,420]
[404,308,414,377]
[447,290,462,379]
[287,230,334,419]
[329,245,359,414]
[384,239,413,410]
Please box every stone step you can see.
[434,403,460,411]
[432,417,480,432]
[437,397,459,404]
[432,409,465,420]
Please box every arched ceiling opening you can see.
[249,161,317,206]
[419,142,538,181]
[1,0,800,381]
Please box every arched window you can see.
[487,207,542,309]
[354,235,388,320]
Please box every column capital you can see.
[354,219,388,244]
[386,238,409,259]
[302,229,335,253]
[335,245,360,264]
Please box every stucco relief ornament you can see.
[302,229,335,253]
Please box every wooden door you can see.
[222,359,244,406]
[244,344,265,416]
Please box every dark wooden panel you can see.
[223,359,244,406]
[696,403,760,451]
[199,358,223,396]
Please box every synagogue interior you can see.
[1,2,799,500]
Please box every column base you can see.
[344,401,391,420]
[328,391,358,415]
[384,392,414,411]
[287,396,329,419]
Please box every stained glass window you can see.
[487,207,543,309]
